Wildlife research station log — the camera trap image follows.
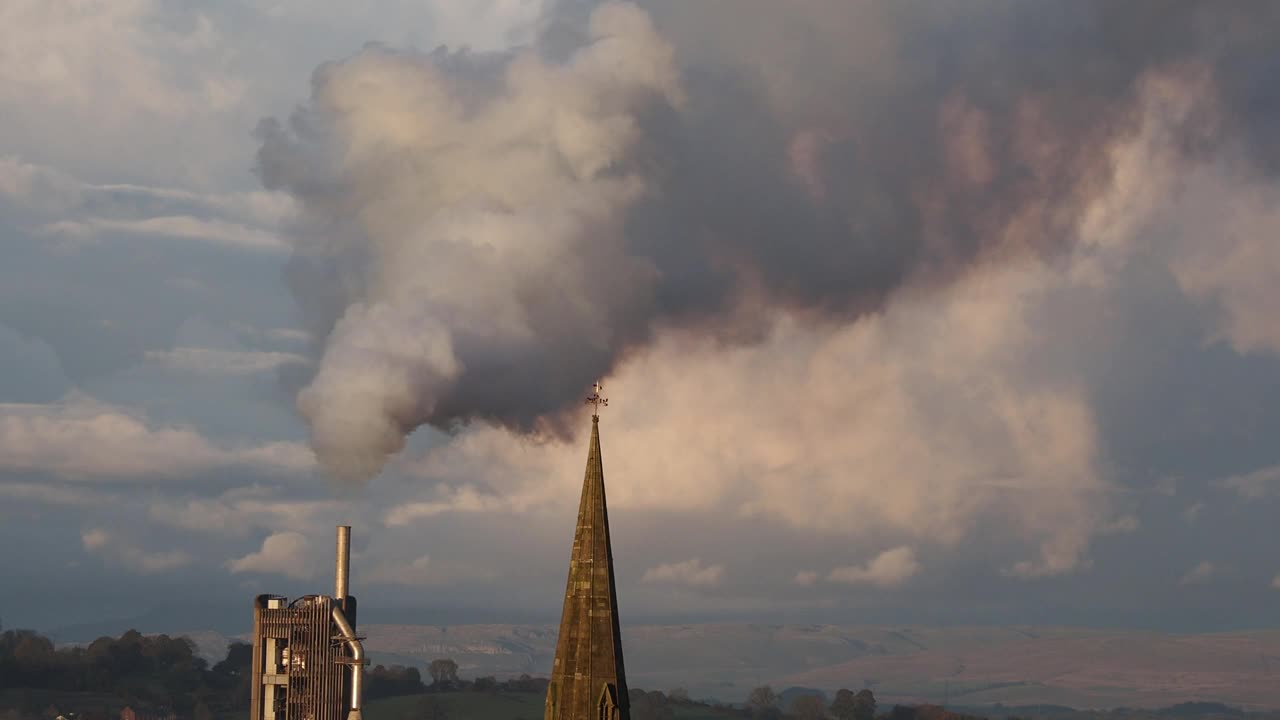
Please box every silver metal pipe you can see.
[335,525,350,601]
[331,605,364,720]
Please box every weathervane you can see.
[585,381,609,419]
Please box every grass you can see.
[365,692,744,720]
[366,692,546,720]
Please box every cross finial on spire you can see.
[585,381,608,419]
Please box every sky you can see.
[3,0,1280,637]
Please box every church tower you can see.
[544,383,629,720]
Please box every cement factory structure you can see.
[245,385,629,720]
[249,526,365,720]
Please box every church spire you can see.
[545,384,629,720]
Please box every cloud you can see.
[642,559,726,587]
[1184,502,1205,523]
[256,0,1280,493]
[792,571,819,587]
[0,483,109,507]
[81,528,191,574]
[828,547,920,589]
[260,0,683,480]
[148,491,341,536]
[0,2,249,183]
[1101,515,1141,534]
[227,531,314,579]
[0,322,69,403]
[36,216,288,253]
[1180,561,1215,586]
[143,347,309,375]
[248,0,546,51]
[1271,576,1280,591]
[405,258,1112,577]
[0,395,314,479]
[1216,464,1280,499]
[383,484,524,526]
[0,157,299,256]
[363,554,434,587]
[370,68,1280,582]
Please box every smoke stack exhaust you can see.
[335,525,350,601]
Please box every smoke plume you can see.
[257,0,1280,480]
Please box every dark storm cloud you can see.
[256,0,1280,480]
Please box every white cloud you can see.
[0,395,314,479]
[143,347,309,375]
[793,570,819,587]
[81,528,191,574]
[1,156,299,259]
[642,559,726,587]
[36,216,288,253]
[384,484,523,526]
[828,547,920,588]
[363,554,434,586]
[0,1,248,184]
[227,532,314,579]
[1180,561,1215,586]
[0,483,107,507]
[148,491,341,536]
[1216,464,1280,499]
[247,0,546,51]
[409,258,1112,578]
[1074,69,1280,358]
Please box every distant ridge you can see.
[45,623,1280,709]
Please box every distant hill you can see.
[76,624,1280,709]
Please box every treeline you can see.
[979,704,1280,720]
[0,629,251,720]
[625,685,885,720]
[363,659,549,699]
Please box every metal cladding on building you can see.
[250,526,366,720]
[544,399,630,720]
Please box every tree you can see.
[790,695,826,720]
[831,690,857,720]
[629,691,673,720]
[212,642,252,678]
[748,686,780,720]
[831,689,874,720]
[668,688,690,704]
[472,676,498,692]
[853,690,876,720]
[427,659,459,691]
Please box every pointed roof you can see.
[544,415,629,720]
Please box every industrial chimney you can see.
[335,525,350,602]
[248,525,365,720]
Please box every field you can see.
[173,625,1280,710]
[364,692,741,720]
[366,692,545,720]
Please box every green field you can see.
[364,692,742,720]
[366,692,546,720]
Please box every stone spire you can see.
[544,385,629,720]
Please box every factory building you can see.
[249,526,365,720]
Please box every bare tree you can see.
[748,686,780,720]
[427,658,459,691]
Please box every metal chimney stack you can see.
[335,525,350,602]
